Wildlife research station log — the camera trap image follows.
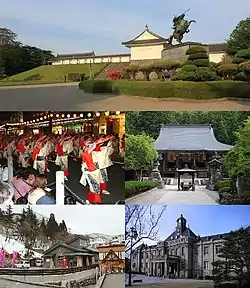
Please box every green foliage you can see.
[188,52,209,60]
[125,65,139,72]
[223,117,250,178]
[126,111,250,145]
[125,134,158,173]
[67,73,81,82]
[181,64,197,72]
[79,80,118,93]
[239,61,250,81]
[171,71,196,81]
[212,226,250,286]
[186,46,207,55]
[190,59,210,67]
[232,58,245,64]
[235,72,247,81]
[193,67,217,81]
[227,16,250,55]
[235,49,250,59]
[79,80,250,99]
[218,180,231,189]
[151,60,181,70]
[217,63,239,79]
[125,181,159,198]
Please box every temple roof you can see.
[154,125,232,152]
[122,25,168,47]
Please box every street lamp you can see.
[128,227,138,286]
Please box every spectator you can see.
[0,181,14,204]
[28,174,55,205]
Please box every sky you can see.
[131,205,250,245]
[1,205,125,236]
[0,0,249,55]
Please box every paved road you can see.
[0,84,250,111]
[45,158,124,204]
[125,185,219,205]
[102,274,124,288]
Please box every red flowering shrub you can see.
[108,71,121,80]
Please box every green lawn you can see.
[0,63,106,86]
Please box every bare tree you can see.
[125,205,166,253]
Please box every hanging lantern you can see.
[36,119,39,122]
[96,112,100,117]
[44,116,47,119]
[116,111,120,115]
[105,112,109,116]
[56,114,59,118]
[73,114,77,118]
[62,114,65,118]
[40,117,43,120]
[80,113,83,118]
[50,114,53,118]
[67,114,70,118]
[87,113,91,118]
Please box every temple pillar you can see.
[177,173,180,190]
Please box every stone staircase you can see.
[94,62,129,80]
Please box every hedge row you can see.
[79,80,250,99]
[125,181,159,198]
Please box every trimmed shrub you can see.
[67,73,81,81]
[188,52,209,60]
[79,80,118,93]
[193,67,217,81]
[218,180,231,190]
[235,72,247,81]
[232,57,245,64]
[152,60,181,70]
[218,186,231,194]
[79,80,250,99]
[191,59,210,67]
[217,63,239,79]
[125,181,159,198]
[181,64,197,72]
[186,46,207,55]
[235,49,250,59]
[171,71,196,81]
[239,61,250,81]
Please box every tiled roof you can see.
[154,125,232,152]
[208,43,228,53]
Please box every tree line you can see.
[0,206,75,254]
[0,27,54,79]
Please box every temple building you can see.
[131,214,228,279]
[154,125,232,177]
[50,25,228,65]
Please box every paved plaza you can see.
[102,274,125,288]
[125,274,214,287]
[125,185,219,205]
[0,84,250,111]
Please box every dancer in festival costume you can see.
[32,135,49,174]
[72,135,80,161]
[55,134,73,180]
[17,137,29,168]
[80,140,103,203]
[120,134,125,159]
[92,135,114,195]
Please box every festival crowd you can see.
[0,132,125,205]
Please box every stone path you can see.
[125,185,219,205]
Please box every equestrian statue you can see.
[168,9,196,44]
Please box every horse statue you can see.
[168,9,196,44]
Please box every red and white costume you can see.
[80,141,102,203]
[92,136,114,194]
[17,139,29,168]
[55,136,73,179]
[33,136,49,173]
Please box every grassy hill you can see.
[0,63,106,86]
